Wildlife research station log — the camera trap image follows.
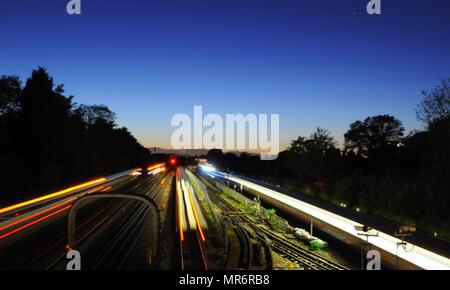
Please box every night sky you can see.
[1,0,450,149]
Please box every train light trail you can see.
[0,198,76,232]
[149,166,166,175]
[199,164,216,172]
[184,181,206,242]
[147,163,165,171]
[226,175,450,270]
[99,186,112,192]
[0,178,106,215]
[176,179,185,241]
[0,205,72,240]
[181,180,198,230]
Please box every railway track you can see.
[26,198,129,269]
[201,178,264,270]
[87,201,153,269]
[24,174,163,270]
[176,168,208,270]
[198,172,348,270]
[87,174,165,269]
[258,226,348,270]
[233,219,253,269]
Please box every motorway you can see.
[0,164,171,270]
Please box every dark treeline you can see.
[0,68,150,202]
[207,78,450,237]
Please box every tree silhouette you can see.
[0,76,21,118]
[287,128,338,183]
[416,78,450,126]
[344,115,404,156]
[304,128,338,181]
[206,149,225,169]
[0,68,150,201]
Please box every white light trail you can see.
[227,175,450,270]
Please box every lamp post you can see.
[355,225,379,270]
[394,225,416,269]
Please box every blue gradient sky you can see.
[1,0,450,149]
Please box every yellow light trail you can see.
[176,180,185,241]
[186,184,206,242]
[147,163,165,171]
[181,180,197,230]
[100,186,112,192]
[0,178,107,214]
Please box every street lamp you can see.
[394,225,416,269]
[355,225,379,270]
